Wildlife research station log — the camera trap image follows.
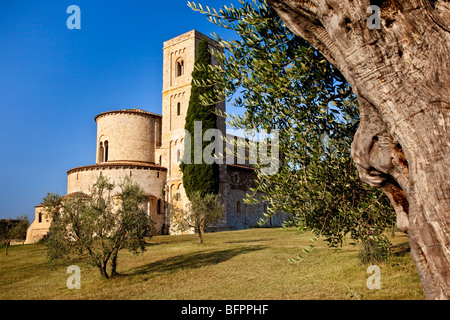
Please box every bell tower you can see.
[160,30,225,181]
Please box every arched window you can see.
[38,212,42,223]
[98,142,104,163]
[237,201,241,213]
[176,59,184,77]
[177,102,181,116]
[104,140,109,162]
[176,183,182,200]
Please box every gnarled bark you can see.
[269,0,449,299]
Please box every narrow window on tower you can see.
[99,142,104,163]
[176,59,184,77]
[177,102,181,116]
[104,140,109,162]
[157,199,162,214]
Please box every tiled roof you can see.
[67,161,167,175]
[94,108,162,122]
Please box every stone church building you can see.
[25,30,286,244]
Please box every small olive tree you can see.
[0,216,29,255]
[44,175,151,279]
[170,191,225,244]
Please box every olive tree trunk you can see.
[269,0,449,299]
[197,218,205,244]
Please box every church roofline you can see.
[67,162,167,175]
[94,108,162,122]
[34,191,90,208]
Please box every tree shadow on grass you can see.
[127,245,266,276]
[224,238,274,244]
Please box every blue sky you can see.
[0,0,239,220]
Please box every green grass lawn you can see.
[0,228,425,300]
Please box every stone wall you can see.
[95,109,162,164]
[67,163,166,196]
[67,164,168,234]
[25,206,51,244]
[223,164,288,230]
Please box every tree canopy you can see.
[44,175,151,279]
[170,191,225,244]
[189,0,395,260]
[0,216,29,255]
